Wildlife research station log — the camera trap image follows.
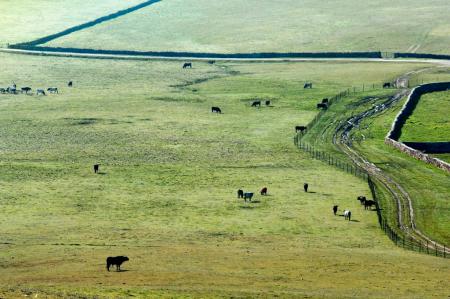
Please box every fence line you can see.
[294,83,449,258]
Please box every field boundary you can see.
[12,0,162,47]
[7,45,384,59]
[394,52,450,60]
[385,82,450,172]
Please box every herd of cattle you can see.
[235,184,376,222]
[0,81,73,96]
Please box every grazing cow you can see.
[237,189,244,198]
[211,106,222,114]
[304,82,312,89]
[47,87,58,94]
[251,100,261,107]
[94,164,100,173]
[0,88,6,94]
[333,205,338,216]
[265,100,271,106]
[260,187,267,196]
[322,98,329,104]
[68,81,73,87]
[383,82,391,88]
[317,103,328,109]
[364,200,376,210]
[357,196,366,204]
[243,192,253,202]
[295,126,307,133]
[344,210,351,221]
[36,89,46,96]
[182,62,192,69]
[21,87,32,94]
[303,183,309,192]
[106,256,129,272]
[207,60,216,64]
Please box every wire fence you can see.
[294,83,449,258]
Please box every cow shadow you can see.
[240,205,255,209]
[96,172,107,175]
[250,200,261,204]
[350,219,360,222]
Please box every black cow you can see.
[364,200,376,210]
[68,81,73,87]
[304,83,312,89]
[304,183,309,192]
[260,187,267,195]
[357,196,366,204]
[207,60,216,65]
[183,63,192,69]
[106,256,129,272]
[243,192,253,202]
[251,100,261,107]
[0,88,5,94]
[295,126,307,133]
[383,82,391,88]
[333,205,338,216]
[94,164,100,173]
[317,103,328,109]
[47,87,58,94]
[237,189,244,198]
[36,89,46,96]
[322,98,329,104]
[21,87,32,94]
[211,106,222,114]
[265,100,271,106]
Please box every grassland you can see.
[400,90,450,142]
[0,0,144,46]
[1,52,449,298]
[41,0,450,54]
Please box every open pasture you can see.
[1,52,449,298]
[41,0,450,54]
[0,0,144,46]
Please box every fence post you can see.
[435,243,438,256]
[427,241,429,254]
[444,246,446,258]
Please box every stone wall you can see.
[385,82,450,172]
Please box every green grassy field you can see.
[1,52,449,298]
[0,0,144,46]
[400,90,450,142]
[41,0,450,54]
